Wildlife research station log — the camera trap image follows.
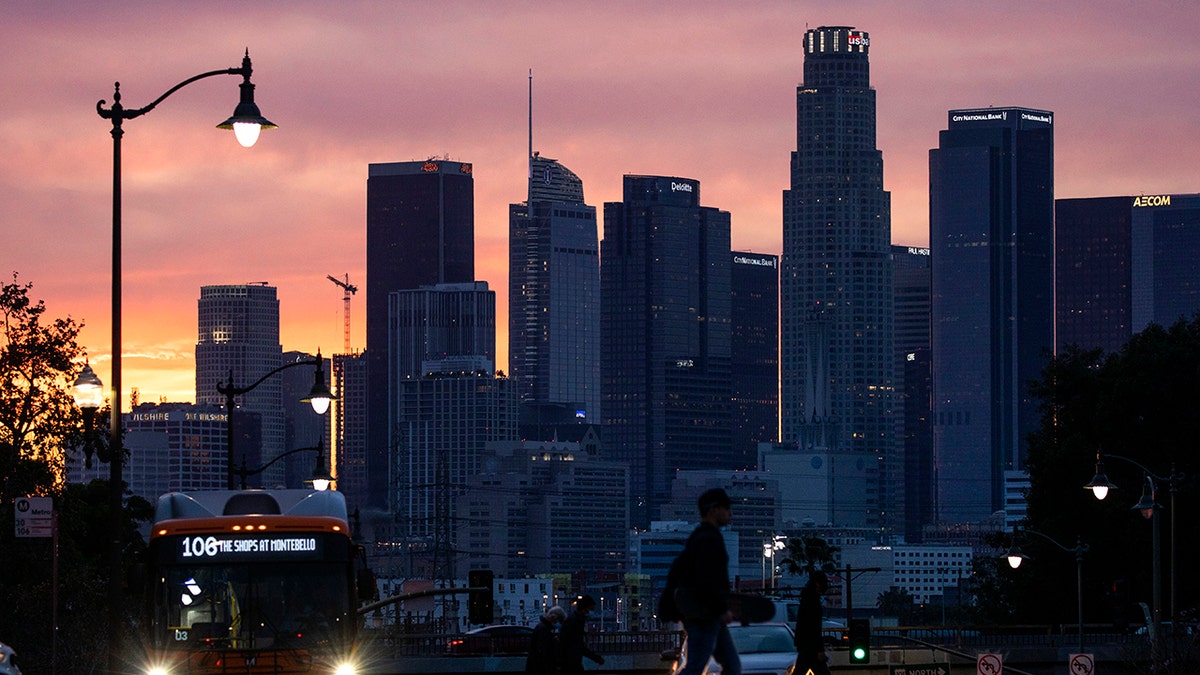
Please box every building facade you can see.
[195,283,284,486]
[930,107,1054,525]
[731,251,779,471]
[1057,193,1200,354]
[781,25,894,530]
[366,159,475,508]
[332,352,368,509]
[508,155,601,421]
[601,175,732,527]
[893,246,932,540]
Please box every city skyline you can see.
[5,2,1199,408]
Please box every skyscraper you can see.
[930,107,1054,525]
[1057,193,1200,354]
[508,154,601,420]
[893,246,931,538]
[731,251,779,470]
[195,283,284,486]
[781,26,893,529]
[366,159,474,507]
[390,282,496,380]
[601,175,732,527]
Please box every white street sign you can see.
[14,496,53,538]
[977,653,1003,675]
[1070,653,1095,675]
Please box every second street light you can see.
[94,50,275,675]
[217,351,333,490]
[1083,450,1184,664]
[1005,528,1089,654]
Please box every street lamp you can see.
[234,440,334,491]
[94,51,274,674]
[1083,451,1183,655]
[72,362,105,467]
[217,351,333,490]
[1004,528,1089,653]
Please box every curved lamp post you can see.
[1004,528,1089,653]
[234,440,334,491]
[216,351,333,490]
[93,51,275,674]
[1083,451,1183,665]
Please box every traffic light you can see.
[848,618,871,663]
[468,569,494,625]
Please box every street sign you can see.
[891,664,949,675]
[977,653,1003,675]
[14,496,53,537]
[1069,653,1095,674]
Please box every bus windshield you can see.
[152,561,353,652]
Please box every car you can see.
[446,624,534,655]
[671,623,796,675]
[0,642,21,675]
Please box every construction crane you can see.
[327,273,357,354]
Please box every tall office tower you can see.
[731,251,779,470]
[394,373,518,541]
[1130,194,1200,331]
[1057,194,1200,354]
[366,159,474,508]
[461,439,629,579]
[508,155,601,421]
[196,283,284,486]
[893,246,931,538]
[390,282,496,380]
[601,175,732,527]
[930,107,1054,525]
[1055,197,1132,354]
[781,26,893,529]
[332,352,368,509]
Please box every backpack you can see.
[657,546,689,622]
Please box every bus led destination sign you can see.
[176,533,322,561]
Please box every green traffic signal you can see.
[848,618,871,663]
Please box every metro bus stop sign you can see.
[14,496,53,537]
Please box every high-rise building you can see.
[508,155,601,421]
[930,107,1054,525]
[394,373,518,541]
[731,251,779,470]
[332,352,368,509]
[366,159,474,508]
[389,282,496,380]
[70,402,227,498]
[781,26,893,529]
[461,437,629,579]
[195,283,284,486]
[893,246,931,539]
[1057,193,1200,354]
[601,175,732,527]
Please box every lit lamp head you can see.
[309,440,333,492]
[216,50,277,148]
[1084,458,1115,501]
[1005,544,1028,570]
[301,351,334,415]
[72,362,105,468]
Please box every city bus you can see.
[141,489,365,675]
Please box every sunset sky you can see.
[4,1,1199,410]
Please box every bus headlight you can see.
[146,667,170,675]
[334,663,357,675]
